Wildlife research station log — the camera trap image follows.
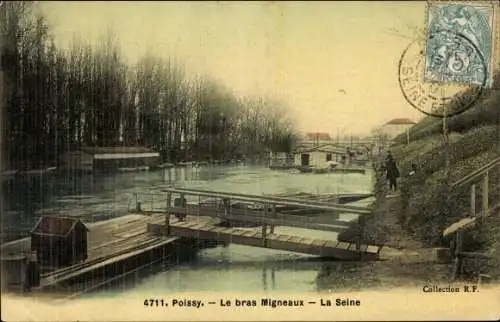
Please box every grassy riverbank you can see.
[389,88,500,279]
[337,86,500,284]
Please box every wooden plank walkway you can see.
[150,218,380,260]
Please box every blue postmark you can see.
[425,2,495,87]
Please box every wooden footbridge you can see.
[134,187,382,260]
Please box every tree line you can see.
[1,2,298,169]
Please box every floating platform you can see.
[0,214,204,291]
[157,163,175,169]
[270,192,373,205]
[1,167,57,182]
[269,164,300,170]
[299,166,366,174]
[118,166,150,172]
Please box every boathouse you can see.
[64,147,161,172]
[30,216,89,267]
[293,144,347,168]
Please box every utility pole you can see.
[443,111,450,179]
[442,88,450,182]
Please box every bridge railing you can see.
[129,188,373,234]
[444,156,500,282]
[451,156,500,219]
[129,188,379,258]
[161,187,372,214]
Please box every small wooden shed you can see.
[30,216,89,267]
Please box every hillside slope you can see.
[336,74,500,282]
[389,77,500,277]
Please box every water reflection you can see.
[3,164,375,293]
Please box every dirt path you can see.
[320,192,454,291]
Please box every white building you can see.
[293,144,346,168]
[373,118,416,139]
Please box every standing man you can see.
[385,151,400,193]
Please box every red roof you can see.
[385,118,416,125]
[305,132,332,141]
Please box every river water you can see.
[3,165,378,295]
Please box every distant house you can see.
[293,144,346,168]
[304,132,333,141]
[374,118,416,139]
[30,216,89,267]
[63,146,161,172]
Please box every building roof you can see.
[294,143,346,154]
[80,146,154,155]
[93,153,160,160]
[384,118,416,125]
[304,132,332,141]
[75,146,160,160]
[31,216,89,237]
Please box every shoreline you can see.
[331,186,456,290]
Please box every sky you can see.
[40,1,428,137]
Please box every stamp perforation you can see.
[424,1,499,88]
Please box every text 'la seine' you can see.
[219,298,361,308]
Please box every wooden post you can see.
[165,213,171,235]
[224,198,231,219]
[355,215,364,259]
[482,172,489,216]
[180,193,187,221]
[166,192,172,209]
[261,203,268,246]
[470,184,476,217]
[452,231,463,280]
[261,224,267,247]
[180,193,186,207]
[270,204,276,234]
[166,192,172,234]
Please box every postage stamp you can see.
[424,1,497,87]
[399,35,486,118]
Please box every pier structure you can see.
[1,188,381,292]
[136,187,381,260]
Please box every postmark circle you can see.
[398,30,487,118]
